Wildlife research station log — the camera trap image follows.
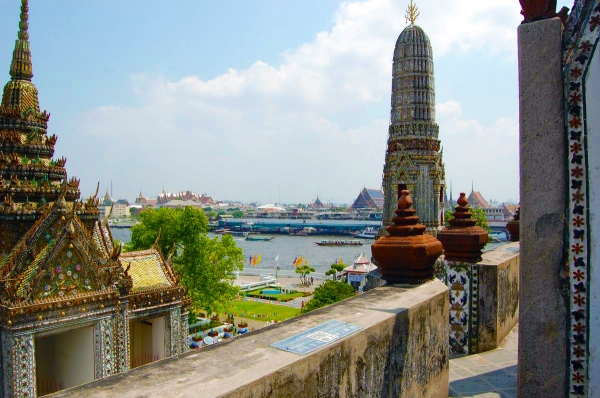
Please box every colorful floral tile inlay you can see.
[39,247,95,299]
[446,261,479,355]
[564,2,600,395]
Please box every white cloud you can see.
[71,0,522,203]
[438,101,519,202]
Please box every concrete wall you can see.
[52,280,449,398]
[150,317,165,361]
[517,18,568,397]
[477,243,519,352]
[56,327,94,389]
[586,44,600,397]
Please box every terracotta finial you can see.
[398,189,412,209]
[457,192,468,207]
[372,190,442,284]
[438,192,488,263]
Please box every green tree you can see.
[295,264,315,286]
[444,207,491,233]
[302,280,355,313]
[126,207,245,316]
[231,210,244,218]
[325,262,345,280]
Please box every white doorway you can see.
[35,326,94,396]
[129,316,165,369]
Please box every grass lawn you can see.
[245,289,305,301]
[221,299,301,322]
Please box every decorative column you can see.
[437,193,488,355]
[372,190,442,284]
[505,207,520,242]
[169,307,182,356]
[2,333,35,398]
[95,317,117,379]
[114,302,130,374]
[180,311,189,354]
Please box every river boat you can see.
[354,227,377,239]
[224,231,249,237]
[314,239,364,246]
[214,229,231,234]
[245,235,276,241]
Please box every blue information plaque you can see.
[270,319,362,355]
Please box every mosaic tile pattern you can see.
[446,261,479,355]
[2,334,35,398]
[170,307,182,356]
[563,2,600,395]
[116,305,130,373]
[181,312,189,355]
[97,317,116,377]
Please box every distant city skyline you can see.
[0,0,573,204]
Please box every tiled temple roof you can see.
[467,191,490,208]
[120,248,176,292]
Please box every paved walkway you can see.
[449,326,518,397]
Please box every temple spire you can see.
[405,0,420,25]
[9,0,33,81]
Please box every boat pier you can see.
[217,218,382,236]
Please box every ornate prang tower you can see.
[0,0,85,254]
[380,0,445,236]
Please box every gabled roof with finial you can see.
[0,193,130,307]
[118,232,181,296]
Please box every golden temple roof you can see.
[2,0,39,113]
[120,249,175,292]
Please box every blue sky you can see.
[0,0,574,204]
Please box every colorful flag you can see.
[303,257,308,266]
[294,256,303,267]
[292,256,297,266]
[338,258,343,265]
[275,254,279,262]
[248,256,252,265]
[257,254,262,265]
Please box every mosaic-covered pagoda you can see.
[0,2,189,396]
[380,2,445,236]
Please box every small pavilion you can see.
[0,2,189,396]
[342,253,377,289]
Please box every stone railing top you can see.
[51,280,449,398]
[479,242,520,266]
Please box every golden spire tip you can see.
[405,0,420,25]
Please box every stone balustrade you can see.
[51,280,450,398]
